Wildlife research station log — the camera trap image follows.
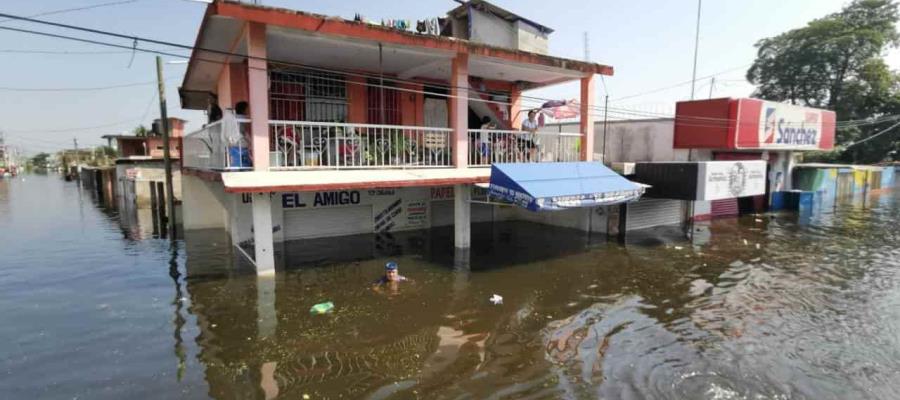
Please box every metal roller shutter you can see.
[625,199,685,231]
[283,206,373,240]
[710,198,739,218]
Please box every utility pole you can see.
[708,76,715,99]
[73,137,80,180]
[156,56,176,240]
[689,0,702,100]
[602,94,610,164]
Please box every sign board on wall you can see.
[696,160,766,201]
[279,187,430,234]
[755,100,825,150]
[673,98,835,151]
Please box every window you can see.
[367,79,401,125]
[269,68,347,122]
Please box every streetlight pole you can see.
[689,0,702,100]
[156,56,176,240]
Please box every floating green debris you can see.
[310,301,335,315]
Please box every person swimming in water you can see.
[374,261,408,285]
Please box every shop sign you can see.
[757,101,824,150]
[697,161,766,201]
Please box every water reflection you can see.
[3,174,900,399]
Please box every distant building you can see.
[101,117,186,210]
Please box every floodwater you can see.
[2,174,900,400]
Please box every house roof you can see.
[447,0,554,34]
[180,0,612,109]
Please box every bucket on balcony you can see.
[228,146,252,168]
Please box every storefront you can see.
[674,98,836,216]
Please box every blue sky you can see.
[0,0,881,155]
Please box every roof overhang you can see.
[180,0,612,109]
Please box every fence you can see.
[468,129,583,166]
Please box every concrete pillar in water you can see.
[454,184,471,254]
[252,192,275,275]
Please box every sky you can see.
[0,0,887,156]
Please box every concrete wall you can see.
[515,21,549,55]
[181,174,229,230]
[541,119,689,163]
[115,162,182,208]
[470,9,516,49]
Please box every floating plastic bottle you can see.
[309,301,334,315]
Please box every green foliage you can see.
[133,125,150,137]
[30,152,52,168]
[747,0,900,163]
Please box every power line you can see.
[5,116,146,134]
[612,63,752,102]
[0,0,141,24]
[844,120,900,149]
[6,76,181,92]
[0,76,181,92]
[0,48,189,55]
[2,12,896,131]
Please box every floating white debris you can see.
[755,243,761,249]
[755,218,763,222]
[674,246,684,250]
[743,239,749,245]
[489,294,503,305]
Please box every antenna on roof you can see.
[583,31,590,62]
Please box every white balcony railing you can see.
[183,120,585,172]
[269,121,453,169]
[182,118,253,171]
[468,129,583,166]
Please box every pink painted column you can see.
[246,22,270,171]
[450,52,469,168]
[510,84,523,129]
[217,63,233,110]
[580,75,596,162]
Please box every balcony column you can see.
[580,75,596,162]
[246,22,269,170]
[246,22,274,274]
[450,52,469,168]
[510,84,523,129]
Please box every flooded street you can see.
[2,174,900,399]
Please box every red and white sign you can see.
[674,98,836,151]
[754,100,825,150]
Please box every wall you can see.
[181,174,229,230]
[515,21,549,55]
[541,119,689,164]
[793,167,840,207]
[115,161,182,208]
[146,137,182,158]
[469,9,516,50]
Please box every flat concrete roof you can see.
[219,167,491,193]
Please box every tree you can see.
[133,125,150,137]
[30,152,52,169]
[747,0,900,163]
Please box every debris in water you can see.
[755,218,763,222]
[674,246,684,250]
[587,284,598,289]
[755,243,761,249]
[309,301,334,315]
[743,239,749,245]
[489,294,503,305]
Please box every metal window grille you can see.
[268,68,348,122]
[367,79,402,125]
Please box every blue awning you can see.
[488,162,645,211]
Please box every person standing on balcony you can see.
[479,116,497,163]
[520,110,540,162]
[233,101,252,167]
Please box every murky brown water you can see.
[2,174,900,399]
